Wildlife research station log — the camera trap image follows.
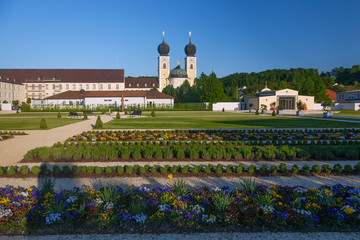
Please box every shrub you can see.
[333,164,343,173]
[132,149,142,160]
[138,167,146,174]
[94,166,102,174]
[322,164,332,174]
[31,166,41,175]
[104,167,112,174]
[163,149,173,160]
[57,112,61,118]
[117,166,124,174]
[222,108,225,112]
[116,112,121,119]
[120,148,131,159]
[153,149,163,159]
[175,148,185,159]
[272,110,276,116]
[255,110,259,115]
[302,165,310,174]
[344,164,353,174]
[270,166,277,174]
[223,152,232,160]
[150,166,157,173]
[72,166,80,175]
[40,119,47,129]
[63,166,71,175]
[279,163,288,173]
[7,166,17,176]
[181,165,190,174]
[311,165,321,173]
[83,113,88,120]
[19,166,29,175]
[189,149,199,160]
[215,166,223,174]
[232,150,243,160]
[94,116,103,129]
[40,165,50,175]
[142,148,153,159]
[355,162,360,172]
[259,164,268,174]
[87,166,95,174]
[204,166,212,174]
[0,167,4,176]
[201,150,211,160]
[226,165,233,174]
[236,164,243,174]
[125,166,133,174]
[151,110,156,117]
[247,164,256,174]
[291,165,299,174]
[133,165,139,172]
[53,165,62,175]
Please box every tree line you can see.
[162,65,360,103]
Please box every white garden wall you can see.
[212,102,242,111]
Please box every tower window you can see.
[190,64,193,69]
[163,63,166,69]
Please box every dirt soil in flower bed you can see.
[1,170,359,179]
[20,156,356,163]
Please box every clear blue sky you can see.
[0,0,359,78]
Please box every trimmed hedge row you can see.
[0,131,26,135]
[25,143,360,161]
[3,162,360,176]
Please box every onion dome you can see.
[158,31,170,56]
[185,31,196,56]
[169,62,188,78]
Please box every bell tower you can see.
[157,31,170,91]
[184,31,197,86]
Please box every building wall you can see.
[25,82,125,100]
[44,98,83,105]
[147,98,174,105]
[337,90,360,103]
[185,56,196,82]
[212,102,241,111]
[247,98,259,110]
[0,82,25,103]
[158,56,170,91]
[258,96,277,110]
[298,95,314,110]
[275,89,298,96]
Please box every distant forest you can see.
[162,65,360,103]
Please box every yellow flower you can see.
[344,207,354,214]
[278,202,283,206]
[168,174,173,180]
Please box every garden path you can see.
[0,115,114,165]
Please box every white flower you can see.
[104,202,114,210]
[212,187,221,192]
[293,208,312,215]
[158,204,170,212]
[19,192,29,197]
[66,196,78,204]
[0,206,13,219]
[192,204,204,214]
[202,214,216,223]
[94,198,104,205]
[260,205,275,213]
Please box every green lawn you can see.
[0,112,101,118]
[0,118,83,130]
[335,110,360,117]
[103,111,360,129]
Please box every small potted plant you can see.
[270,102,276,111]
[302,102,307,110]
[296,100,305,116]
[261,104,267,114]
[321,99,335,118]
[276,105,284,115]
[248,103,254,113]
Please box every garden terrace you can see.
[67,129,360,143]
[1,182,360,234]
[22,143,360,162]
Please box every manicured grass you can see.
[0,118,83,130]
[103,111,360,129]
[0,112,100,118]
[335,110,360,117]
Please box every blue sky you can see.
[0,0,359,78]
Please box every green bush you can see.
[151,110,156,117]
[354,162,360,172]
[215,166,223,174]
[272,110,276,116]
[125,166,133,174]
[175,149,185,159]
[104,167,112,174]
[117,166,124,174]
[226,165,233,174]
[31,166,41,175]
[132,150,142,160]
[302,165,310,174]
[163,149,173,160]
[333,164,343,173]
[94,116,103,129]
[53,165,62,175]
[116,112,121,119]
[72,166,80,175]
[311,165,321,173]
[236,164,243,174]
[7,166,17,176]
[94,166,102,174]
[255,110,259,115]
[322,164,332,174]
[189,149,199,160]
[133,165,139,172]
[344,164,353,174]
[19,166,29,175]
[0,166,4,176]
[204,166,212,174]
[40,118,47,129]
[151,166,157,173]
[63,166,71,175]
[279,163,288,173]
[270,165,277,174]
[138,167,146,174]
[181,165,190,174]
[259,164,268,174]
[87,166,95,174]
[247,164,256,174]
[57,112,61,118]
[291,165,299,174]
[40,165,50,175]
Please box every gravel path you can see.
[0,232,360,240]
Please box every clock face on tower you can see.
[162,57,167,63]
[189,58,193,63]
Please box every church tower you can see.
[157,31,170,91]
[184,32,197,86]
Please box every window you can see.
[63,101,66,105]
[163,63,166,69]
[39,85,42,90]
[73,84,76,90]
[60,84,62,89]
[86,84,89,90]
[129,84,131,87]
[4,84,6,89]
[190,64,193,69]
[25,93,28,98]
[46,84,48,90]
[46,93,49,96]
[39,93,42,98]
[93,84,96,89]
[108,84,111,90]
[52,84,55,89]
[137,83,139,87]
[32,93,35,98]
[79,84,83,90]
[100,84,103,89]
[0,92,1,97]
[145,83,147,87]
[5,92,7,98]
[116,84,119,90]
[32,84,35,90]
[153,83,155,87]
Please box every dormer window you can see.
[37,77,41,80]
[137,83,139,87]
[152,83,155,86]
[145,83,147,87]
[129,84,131,87]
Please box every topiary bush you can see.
[104,167,112,174]
[270,165,277,174]
[125,166,133,174]
[94,166,102,175]
[247,164,256,174]
[322,164,332,174]
[279,163,288,173]
[117,166,124,174]
[57,112,61,118]
[72,166,80,175]
[344,164,353,174]
[87,166,95,174]
[259,164,268,174]
[302,164,310,174]
[272,110,276,116]
[333,164,343,173]
[291,165,299,174]
[151,110,156,117]
[19,166,29,175]
[40,118,47,129]
[7,166,17,176]
[31,166,41,175]
[94,116,103,129]
[311,165,321,173]
[236,164,243,174]
[53,166,62,175]
[116,112,121,119]
[63,166,71,175]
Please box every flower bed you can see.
[0,131,26,141]
[1,182,360,234]
[23,143,360,162]
[66,129,360,142]
[2,162,360,178]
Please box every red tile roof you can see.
[326,89,337,101]
[125,77,158,88]
[0,76,23,85]
[0,69,125,83]
[44,90,174,100]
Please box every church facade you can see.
[157,32,197,91]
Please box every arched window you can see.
[190,64,193,69]
[163,63,166,69]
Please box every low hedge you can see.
[1,163,360,177]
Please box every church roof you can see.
[125,77,158,88]
[169,65,188,79]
